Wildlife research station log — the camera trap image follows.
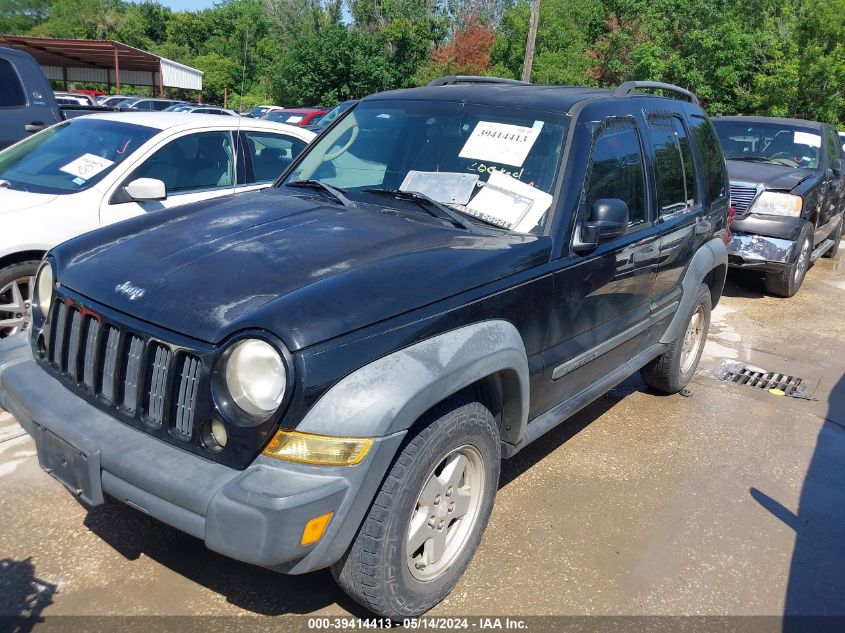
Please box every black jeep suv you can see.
[0,77,729,618]
[712,116,844,297]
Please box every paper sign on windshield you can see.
[793,131,821,148]
[463,171,553,232]
[459,121,541,167]
[60,153,114,181]
[286,116,304,124]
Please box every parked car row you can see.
[0,56,842,623]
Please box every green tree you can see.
[490,0,605,84]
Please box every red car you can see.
[261,107,330,127]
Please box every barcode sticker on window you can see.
[459,121,541,167]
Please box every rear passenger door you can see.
[0,53,58,150]
[648,112,708,304]
[536,114,660,414]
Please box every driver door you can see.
[533,114,660,416]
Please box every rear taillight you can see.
[723,206,736,245]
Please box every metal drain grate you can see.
[714,360,814,399]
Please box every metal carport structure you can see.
[0,35,203,95]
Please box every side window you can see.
[135,101,153,111]
[672,117,699,207]
[131,131,234,193]
[688,115,728,203]
[825,127,842,164]
[0,59,26,108]
[647,115,687,216]
[584,120,648,226]
[244,131,307,183]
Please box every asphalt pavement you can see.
[1,246,843,625]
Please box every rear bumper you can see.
[0,335,404,574]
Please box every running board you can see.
[810,238,834,262]
[501,343,667,458]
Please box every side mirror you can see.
[577,198,629,250]
[832,158,843,177]
[124,178,167,201]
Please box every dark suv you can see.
[712,116,844,297]
[0,78,729,619]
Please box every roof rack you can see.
[427,75,530,87]
[613,81,700,105]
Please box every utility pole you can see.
[521,0,541,82]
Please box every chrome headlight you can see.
[223,339,287,417]
[33,261,54,318]
[750,191,803,217]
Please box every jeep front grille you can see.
[46,298,202,440]
[729,184,758,216]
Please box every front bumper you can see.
[0,335,404,574]
[727,231,798,271]
[726,214,809,271]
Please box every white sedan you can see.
[0,112,315,337]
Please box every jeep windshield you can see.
[0,118,157,194]
[712,120,821,169]
[280,99,569,233]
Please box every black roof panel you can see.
[713,115,825,131]
[363,84,614,114]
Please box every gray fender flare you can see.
[660,237,728,344]
[297,320,530,443]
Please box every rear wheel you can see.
[332,396,500,619]
[0,261,39,339]
[765,227,812,297]
[641,283,711,394]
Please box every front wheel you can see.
[0,261,39,339]
[641,282,712,394]
[332,396,500,619]
[765,227,812,297]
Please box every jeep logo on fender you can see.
[115,281,145,301]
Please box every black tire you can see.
[332,395,500,619]
[0,260,39,339]
[822,216,842,258]
[764,225,812,297]
[641,283,712,394]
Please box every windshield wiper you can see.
[730,155,786,166]
[285,180,356,207]
[362,188,472,230]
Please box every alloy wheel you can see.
[406,445,486,582]
[0,276,34,338]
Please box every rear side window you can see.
[825,127,842,163]
[244,131,307,183]
[585,119,648,226]
[689,115,728,203]
[672,117,699,207]
[647,115,687,216]
[0,59,26,108]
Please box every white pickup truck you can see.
[0,111,315,337]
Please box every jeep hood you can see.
[54,188,550,349]
[725,159,816,192]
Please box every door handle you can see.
[695,220,712,235]
[24,122,48,132]
[632,246,657,263]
